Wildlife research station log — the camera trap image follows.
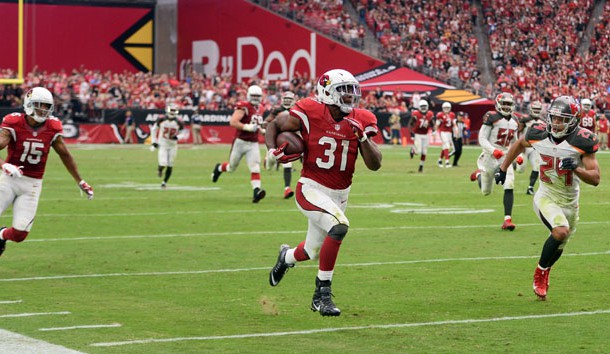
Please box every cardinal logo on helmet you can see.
[319,75,331,88]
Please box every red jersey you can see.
[411,110,435,135]
[579,109,596,131]
[234,101,264,142]
[291,98,378,190]
[0,113,63,179]
[598,117,608,134]
[436,111,456,132]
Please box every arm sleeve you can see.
[478,124,495,154]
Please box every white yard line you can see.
[0,312,71,318]
[90,309,610,347]
[39,323,122,331]
[1,251,608,283]
[0,329,85,354]
[0,300,22,304]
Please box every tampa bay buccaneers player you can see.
[150,103,185,189]
[263,91,297,199]
[408,99,435,172]
[0,87,93,256]
[517,100,544,195]
[265,69,382,316]
[470,92,522,230]
[211,85,267,203]
[495,95,600,301]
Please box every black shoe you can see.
[418,165,423,173]
[0,227,6,256]
[526,187,535,195]
[157,169,162,178]
[311,278,341,316]
[269,244,294,286]
[252,187,266,203]
[211,163,222,183]
[409,148,414,159]
[437,159,443,168]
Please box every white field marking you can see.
[0,300,22,304]
[390,208,495,214]
[101,182,221,191]
[0,311,70,318]
[90,309,610,347]
[22,220,610,243]
[39,323,122,331]
[0,329,85,354]
[2,251,608,283]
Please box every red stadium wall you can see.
[0,2,152,73]
[176,0,383,83]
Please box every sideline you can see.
[0,329,84,354]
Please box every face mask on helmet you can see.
[529,101,543,118]
[581,98,592,111]
[247,85,263,106]
[495,93,515,116]
[281,91,296,109]
[316,69,361,114]
[23,87,54,123]
[546,96,580,138]
[419,100,429,113]
[442,102,451,113]
[166,104,179,119]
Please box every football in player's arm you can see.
[0,87,93,257]
[495,95,600,301]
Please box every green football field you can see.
[1,143,609,353]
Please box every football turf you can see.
[1,143,609,353]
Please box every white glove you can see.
[265,150,278,170]
[242,123,259,132]
[2,163,23,178]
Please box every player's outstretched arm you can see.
[52,136,93,199]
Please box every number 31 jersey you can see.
[290,98,378,190]
[1,113,63,179]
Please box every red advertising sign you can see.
[0,2,153,73]
[177,0,383,83]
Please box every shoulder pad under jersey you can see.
[482,111,503,125]
[525,122,549,142]
[566,127,599,153]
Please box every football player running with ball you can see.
[265,69,382,316]
[495,96,600,301]
[0,87,94,256]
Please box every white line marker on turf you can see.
[90,309,610,347]
[0,300,22,304]
[0,250,608,282]
[0,311,70,318]
[39,323,122,331]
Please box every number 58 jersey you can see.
[290,98,378,190]
[1,113,63,179]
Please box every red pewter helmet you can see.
[442,101,452,113]
[165,103,179,119]
[529,101,543,118]
[495,92,515,116]
[23,87,54,123]
[316,69,361,114]
[247,85,263,106]
[419,100,429,113]
[281,91,296,109]
[546,96,581,138]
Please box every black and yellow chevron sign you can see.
[111,11,154,72]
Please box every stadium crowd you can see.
[3,0,610,120]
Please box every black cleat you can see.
[311,278,341,316]
[526,187,535,195]
[409,147,414,159]
[252,187,266,203]
[418,165,423,173]
[269,244,294,286]
[0,227,6,256]
[211,163,222,183]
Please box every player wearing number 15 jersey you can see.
[264,69,382,317]
[496,95,600,301]
[0,87,93,257]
